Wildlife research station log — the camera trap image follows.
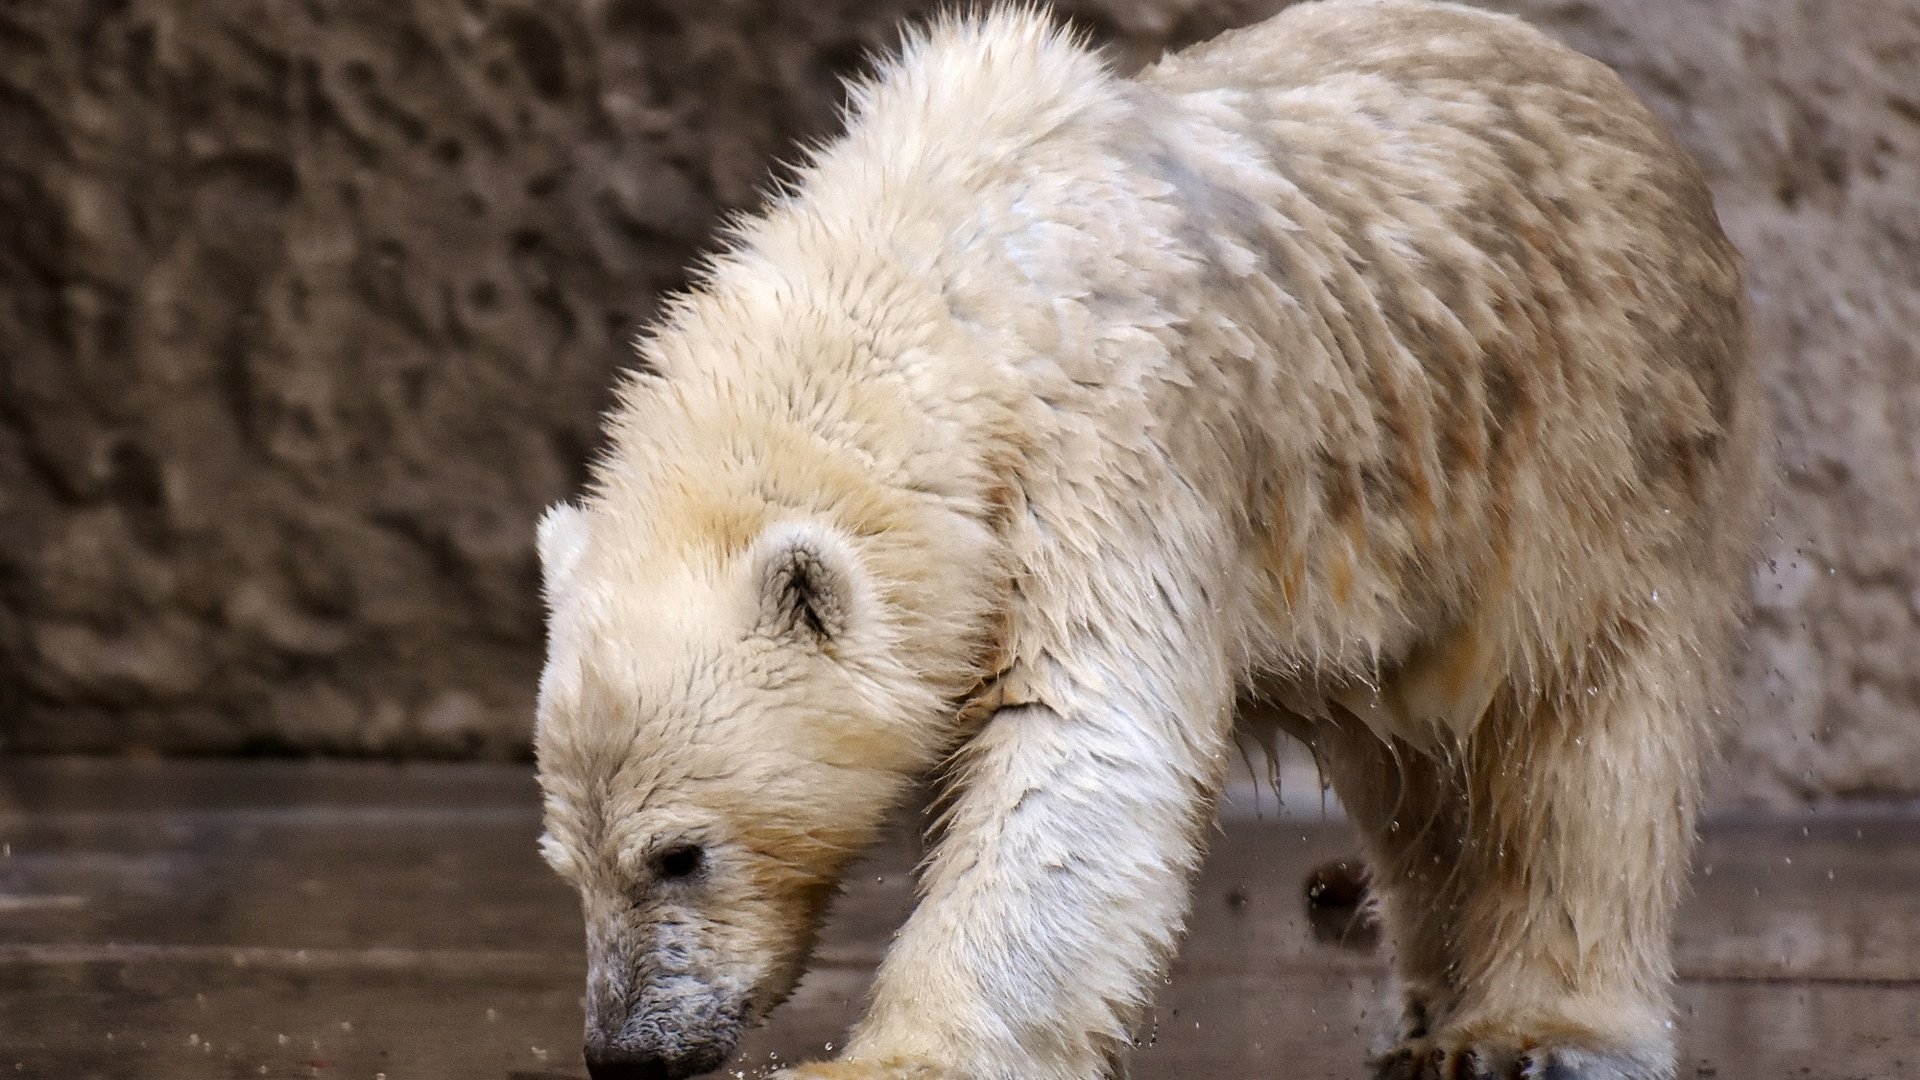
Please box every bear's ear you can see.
[749,521,862,647]
[537,502,593,605]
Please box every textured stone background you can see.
[1,0,1914,802]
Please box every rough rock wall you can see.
[0,0,915,754]
[1,0,1914,800]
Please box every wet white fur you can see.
[535,3,1762,1079]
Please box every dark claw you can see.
[1456,1048,1495,1080]
[1381,1040,1653,1080]
[1375,1047,1416,1080]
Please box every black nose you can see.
[584,1045,676,1080]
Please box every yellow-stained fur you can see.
[533,3,1762,1079]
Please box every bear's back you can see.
[1122,0,1759,699]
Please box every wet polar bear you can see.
[532,2,1762,1078]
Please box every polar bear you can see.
[531,2,1762,1079]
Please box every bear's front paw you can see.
[772,1057,958,1080]
[1373,1032,1670,1080]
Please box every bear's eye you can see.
[654,843,704,881]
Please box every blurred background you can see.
[2,0,1916,805]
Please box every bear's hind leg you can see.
[1296,710,1460,1052]
[1315,623,1709,1080]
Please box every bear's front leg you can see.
[780,634,1239,1080]
[774,1059,957,1080]
[848,697,1232,1080]
[775,1053,956,1068]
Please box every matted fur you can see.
[533,2,1762,1078]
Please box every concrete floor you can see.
[1,759,1915,1080]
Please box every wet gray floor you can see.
[2,758,1915,1080]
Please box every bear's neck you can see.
[607,46,1141,722]
[610,260,1017,717]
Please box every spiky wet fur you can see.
[533,3,1763,1079]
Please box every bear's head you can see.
[532,501,924,1080]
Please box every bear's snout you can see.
[583,1026,734,1080]
[582,1044,675,1080]
[584,960,743,1080]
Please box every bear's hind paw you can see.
[1372,1036,1671,1080]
